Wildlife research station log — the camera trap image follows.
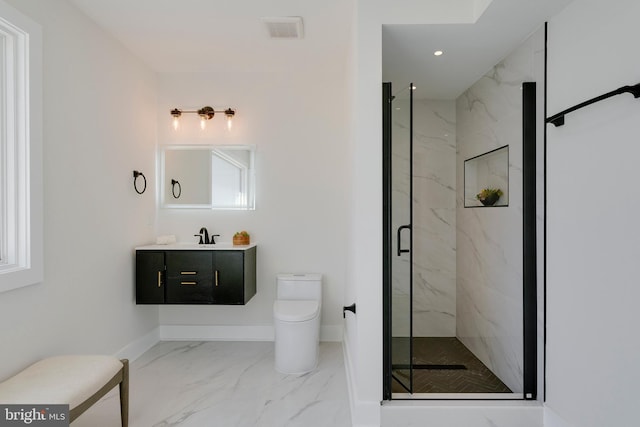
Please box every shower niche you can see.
[464,145,509,208]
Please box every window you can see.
[0,1,42,293]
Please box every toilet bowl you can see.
[273,274,322,374]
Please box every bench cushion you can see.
[0,355,123,409]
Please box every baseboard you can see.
[544,405,573,427]
[160,325,274,341]
[115,327,160,361]
[159,324,344,342]
[111,324,341,363]
[343,339,359,425]
[343,338,381,427]
[321,325,344,342]
[381,401,543,427]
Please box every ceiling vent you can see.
[261,16,304,39]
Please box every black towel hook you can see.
[343,303,356,318]
[133,170,146,194]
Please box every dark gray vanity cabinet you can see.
[166,251,214,304]
[213,249,257,304]
[136,251,166,304]
[135,246,256,305]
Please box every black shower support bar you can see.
[546,83,640,127]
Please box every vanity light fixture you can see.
[170,106,236,131]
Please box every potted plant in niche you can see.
[476,187,503,206]
[233,231,250,245]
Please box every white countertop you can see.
[136,243,257,251]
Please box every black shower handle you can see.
[397,224,411,256]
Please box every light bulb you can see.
[200,118,206,130]
[170,108,182,131]
[224,108,235,131]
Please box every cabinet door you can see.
[136,251,165,304]
[166,251,214,303]
[212,251,244,304]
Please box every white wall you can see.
[545,0,640,426]
[0,0,158,379]
[155,70,350,340]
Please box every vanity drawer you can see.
[166,251,213,303]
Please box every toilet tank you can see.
[277,274,322,301]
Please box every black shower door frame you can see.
[382,81,538,400]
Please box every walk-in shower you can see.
[382,43,540,399]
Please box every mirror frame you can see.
[159,144,256,210]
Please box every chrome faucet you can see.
[194,227,220,244]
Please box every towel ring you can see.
[171,179,182,199]
[133,170,146,194]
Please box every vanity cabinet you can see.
[135,246,256,305]
[136,251,166,304]
[166,251,214,303]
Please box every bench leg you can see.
[119,359,129,427]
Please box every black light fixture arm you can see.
[546,83,640,127]
[170,106,235,119]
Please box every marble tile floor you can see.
[73,341,352,427]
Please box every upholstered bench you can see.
[0,355,128,426]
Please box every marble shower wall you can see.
[412,100,457,337]
[390,91,412,337]
[390,95,457,337]
[455,29,544,393]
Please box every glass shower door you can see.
[384,82,414,394]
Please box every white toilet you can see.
[273,273,322,374]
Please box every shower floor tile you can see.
[392,337,512,394]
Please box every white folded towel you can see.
[156,235,177,245]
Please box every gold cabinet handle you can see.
[157,271,162,288]
[181,271,197,275]
[215,270,219,287]
[181,281,197,285]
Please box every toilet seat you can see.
[273,300,319,322]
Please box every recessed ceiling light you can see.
[434,50,443,56]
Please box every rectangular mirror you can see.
[160,145,255,209]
